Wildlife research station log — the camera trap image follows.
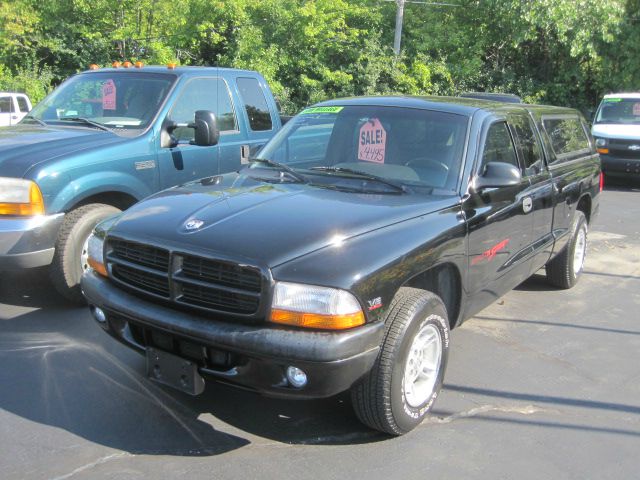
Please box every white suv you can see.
[591,93,640,181]
[0,92,32,127]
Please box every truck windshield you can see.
[27,72,176,134]
[256,105,468,191]
[594,98,640,125]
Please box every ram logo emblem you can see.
[184,219,204,230]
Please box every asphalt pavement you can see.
[1,185,639,480]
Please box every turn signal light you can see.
[270,309,365,330]
[597,147,609,154]
[89,64,99,70]
[122,61,132,68]
[134,61,143,68]
[167,63,177,70]
[88,257,108,277]
[0,182,44,216]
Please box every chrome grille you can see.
[106,237,263,316]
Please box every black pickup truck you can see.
[81,97,601,435]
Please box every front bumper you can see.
[600,154,640,179]
[82,271,384,399]
[0,213,64,269]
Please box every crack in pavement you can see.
[48,452,133,480]
[424,404,554,425]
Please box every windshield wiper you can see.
[248,158,307,183]
[22,115,47,126]
[310,166,407,193]
[59,117,112,132]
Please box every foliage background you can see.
[0,0,637,114]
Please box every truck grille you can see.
[608,139,640,160]
[106,237,263,316]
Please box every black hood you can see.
[108,174,457,268]
[0,124,126,178]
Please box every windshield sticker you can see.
[301,106,344,114]
[358,118,387,164]
[604,98,622,103]
[102,80,116,110]
[633,103,640,116]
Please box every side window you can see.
[510,114,544,176]
[236,77,273,131]
[170,77,237,142]
[480,121,519,172]
[16,96,30,113]
[0,96,12,113]
[542,116,590,162]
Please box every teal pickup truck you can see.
[0,65,283,301]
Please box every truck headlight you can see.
[87,232,108,277]
[595,137,609,154]
[270,281,365,330]
[0,177,45,216]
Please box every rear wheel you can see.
[351,287,450,435]
[50,203,121,303]
[546,210,587,289]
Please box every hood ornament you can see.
[184,219,204,230]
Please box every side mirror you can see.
[160,110,219,148]
[191,110,219,147]
[474,162,522,191]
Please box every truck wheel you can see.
[546,210,587,289]
[351,287,449,435]
[50,203,121,303]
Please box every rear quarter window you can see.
[236,77,273,131]
[542,116,590,163]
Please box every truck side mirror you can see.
[160,110,219,148]
[190,110,219,147]
[474,162,522,191]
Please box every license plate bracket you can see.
[146,347,205,395]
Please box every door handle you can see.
[240,144,250,164]
[11,115,18,120]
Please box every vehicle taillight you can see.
[600,172,604,192]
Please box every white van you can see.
[591,93,640,181]
[0,92,32,127]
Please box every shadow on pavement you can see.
[0,271,385,458]
[0,268,70,309]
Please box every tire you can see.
[351,287,450,435]
[49,203,121,303]
[546,210,587,289]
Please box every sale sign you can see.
[358,118,387,163]
[102,80,116,110]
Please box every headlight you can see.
[87,232,108,277]
[270,281,365,330]
[0,177,45,216]
[595,137,609,154]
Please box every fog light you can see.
[91,306,107,324]
[286,366,308,388]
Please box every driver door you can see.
[463,120,535,316]
[157,77,238,189]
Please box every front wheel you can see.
[351,287,450,435]
[546,210,587,289]
[50,203,121,303]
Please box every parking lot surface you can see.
[1,186,639,480]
